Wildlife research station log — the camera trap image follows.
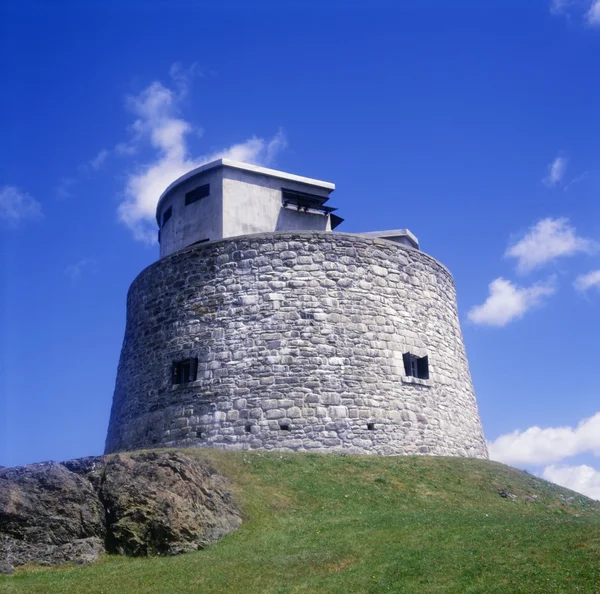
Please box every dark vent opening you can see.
[280,424,290,431]
[162,206,172,227]
[196,430,202,438]
[245,424,252,433]
[367,423,375,431]
[281,188,337,215]
[185,184,210,205]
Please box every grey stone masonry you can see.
[105,231,488,458]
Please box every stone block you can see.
[329,406,348,419]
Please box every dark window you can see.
[162,206,172,227]
[367,423,375,431]
[280,424,290,431]
[185,184,210,205]
[172,358,198,385]
[245,424,252,433]
[403,353,429,380]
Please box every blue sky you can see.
[2,0,600,498]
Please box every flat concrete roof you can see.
[359,229,419,246]
[156,158,336,223]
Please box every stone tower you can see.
[105,159,488,458]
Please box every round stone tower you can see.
[105,160,488,458]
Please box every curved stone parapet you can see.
[105,231,488,458]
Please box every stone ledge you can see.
[128,230,454,296]
[171,380,203,391]
[401,376,433,387]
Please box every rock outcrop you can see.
[0,451,241,572]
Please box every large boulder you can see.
[69,451,242,556]
[0,461,105,569]
[0,451,241,570]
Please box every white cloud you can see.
[467,277,556,327]
[564,170,589,191]
[0,186,43,224]
[117,73,287,243]
[586,0,600,25]
[550,0,575,16]
[542,464,600,500]
[90,149,109,170]
[543,156,567,187]
[488,412,600,465]
[505,217,596,274]
[574,269,600,291]
[64,258,95,280]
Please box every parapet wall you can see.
[105,232,488,458]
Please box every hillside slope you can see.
[2,449,599,593]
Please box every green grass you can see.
[2,449,600,593]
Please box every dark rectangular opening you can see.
[185,184,210,206]
[367,423,375,431]
[403,353,429,380]
[245,424,252,433]
[162,206,172,227]
[281,188,337,214]
[172,358,198,384]
[280,424,290,431]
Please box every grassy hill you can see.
[2,449,599,593]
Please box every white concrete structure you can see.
[358,229,420,249]
[156,159,342,258]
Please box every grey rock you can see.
[0,461,106,568]
[0,452,241,567]
[95,452,241,556]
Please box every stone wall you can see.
[105,232,488,459]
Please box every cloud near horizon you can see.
[542,464,600,500]
[488,412,600,466]
[116,71,287,243]
[489,412,600,500]
[467,277,556,327]
[505,217,596,274]
[0,186,43,225]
